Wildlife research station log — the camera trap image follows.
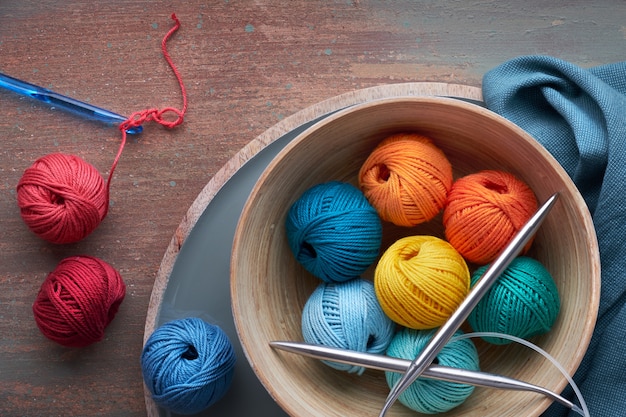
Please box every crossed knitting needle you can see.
[272,193,566,414]
[379,192,559,416]
[270,338,580,413]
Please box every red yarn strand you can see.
[16,15,187,244]
[107,13,188,203]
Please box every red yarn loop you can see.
[117,14,187,134]
[32,255,126,347]
[16,14,187,244]
[110,13,188,190]
[120,107,185,132]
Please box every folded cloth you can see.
[482,55,626,417]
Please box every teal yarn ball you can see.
[468,256,560,345]
[286,181,383,283]
[301,278,395,375]
[385,328,479,414]
[141,317,236,415]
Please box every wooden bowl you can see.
[231,96,600,417]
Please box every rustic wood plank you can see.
[0,1,624,416]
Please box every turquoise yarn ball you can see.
[286,181,383,283]
[468,256,560,345]
[141,317,236,415]
[385,328,479,414]
[301,278,395,375]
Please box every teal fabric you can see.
[482,55,626,417]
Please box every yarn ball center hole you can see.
[482,179,509,194]
[376,163,391,182]
[401,248,420,261]
[51,193,65,206]
[181,344,199,360]
[301,241,317,259]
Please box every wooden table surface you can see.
[1,2,625,416]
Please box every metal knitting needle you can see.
[270,341,580,412]
[0,71,142,134]
[380,192,560,417]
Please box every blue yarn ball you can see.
[141,317,236,415]
[286,181,383,283]
[468,256,560,345]
[385,328,479,414]
[301,278,395,375]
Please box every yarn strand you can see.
[16,14,188,244]
[451,332,590,417]
[107,13,188,206]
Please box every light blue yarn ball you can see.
[285,181,383,283]
[468,256,560,345]
[141,317,236,415]
[301,278,395,375]
[385,328,479,414]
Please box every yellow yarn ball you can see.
[374,236,470,329]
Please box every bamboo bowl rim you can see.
[234,95,600,417]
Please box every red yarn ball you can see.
[32,255,126,347]
[16,153,108,244]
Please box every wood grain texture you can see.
[0,1,623,416]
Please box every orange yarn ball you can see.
[359,133,453,227]
[443,170,538,264]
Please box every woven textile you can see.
[483,55,626,417]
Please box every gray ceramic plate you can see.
[143,83,484,417]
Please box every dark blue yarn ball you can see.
[285,181,383,283]
[141,317,236,415]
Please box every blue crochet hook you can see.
[379,192,560,416]
[0,71,142,134]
